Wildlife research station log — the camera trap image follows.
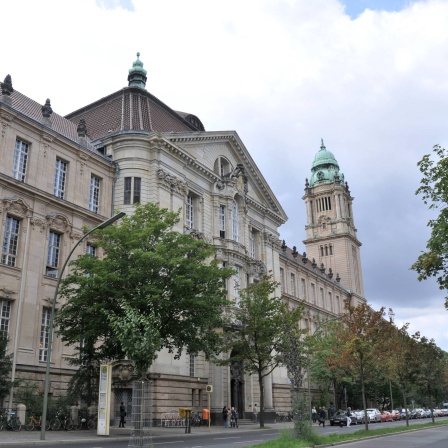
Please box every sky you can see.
[2,0,448,350]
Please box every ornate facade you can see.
[0,55,365,424]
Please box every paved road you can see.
[1,417,447,448]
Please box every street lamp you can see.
[40,212,125,440]
[307,314,343,420]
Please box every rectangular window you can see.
[133,177,141,204]
[2,216,20,267]
[124,177,141,205]
[0,300,11,333]
[219,205,226,238]
[39,308,51,362]
[328,292,333,312]
[13,139,29,182]
[250,230,257,258]
[301,278,306,298]
[189,354,195,377]
[46,231,61,278]
[89,175,101,212]
[186,195,194,229]
[280,268,285,292]
[54,158,67,198]
[336,295,340,313]
[320,287,325,308]
[311,283,316,304]
[290,273,296,295]
[232,200,239,242]
[86,243,97,257]
[124,177,132,204]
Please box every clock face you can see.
[317,171,324,180]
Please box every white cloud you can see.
[2,0,448,349]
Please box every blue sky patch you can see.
[342,0,421,18]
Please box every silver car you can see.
[365,408,382,423]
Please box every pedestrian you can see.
[346,407,352,427]
[312,406,317,423]
[253,403,258,423]
[119,401,126,428]
[319,407,327,427]
[222,405,229,428]
[329,403,335,418]
[231,407,239,428]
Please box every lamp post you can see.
[40,212,125,440]
[307,314,343,421]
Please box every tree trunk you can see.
[360,355,369,431]
[258,370,265,428]
[402,390,409,427]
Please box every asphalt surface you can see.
[0,417,447,447]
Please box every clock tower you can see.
[303,140,364,298]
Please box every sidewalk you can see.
[0,421,293,446]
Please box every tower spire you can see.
[128,52,147,89]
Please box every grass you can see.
[251,419,448,447]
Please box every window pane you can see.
[133,177,141,204]
[89,175,100,212]
[46,231,61,277]
[0,300,11,333]
[2,216,20,266]
[186,195,194,229]
[124,177,132,204]
[39,308,51,362]
[219,205,225,238]
[54,159,67,198]
[13,139,29,182]
[232,200,238,242]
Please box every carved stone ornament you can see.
[2,198,32,218]
[118,364,134,381]
[0,286,16,298]
[1,75,13,96]
[77,119,87,138]
[157,168,187,194]
[70,231,83,241]
[41,98,53,118]
[46,213,71,233]
[185,227,207,241]
[31,217,47,232]
[215,180,225,191]
[247,260,267,279]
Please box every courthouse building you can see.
[0,54,365,423]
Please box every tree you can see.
[330,303,389,430]
[412,144,448,308]
[56,203,234,379]
[219,275,304,428]
[0,332,15,404]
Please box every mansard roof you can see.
[65,87,204,141]
[0,86,107,159]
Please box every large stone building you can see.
[0,54,365,424]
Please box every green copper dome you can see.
[309,140,345,187]
[128,52,147,89]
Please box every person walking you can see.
[346,407,352,427]
[319,407,327,427]
[231,407,239,428]
[253,403,259,423]
[312,406,317,423]
[222,406,229,428]
[119,401,126,428]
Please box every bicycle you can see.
[25,415,48,431]
[0,411,22,431]
[49,410,75,431]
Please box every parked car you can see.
[400,408,411,419]
[330,410,358,426]
[380,411,393,422]
[390,410,401,421]
[410,408,424,419]
[353,410,367,424]
[433,409,443,417]
[365,408,382,423]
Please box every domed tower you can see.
[303,140,364,298]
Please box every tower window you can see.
[13,139,29,182]
[219,205,226,238]
[2,216,20,267]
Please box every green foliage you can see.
[56,203,233,378]
[220,275,304,427]
[0,332,15,403]
[412,144,448,307]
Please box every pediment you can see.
[164,131,288,225]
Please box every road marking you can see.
[154,441,185,445]
[213,436,241,440]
